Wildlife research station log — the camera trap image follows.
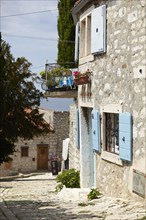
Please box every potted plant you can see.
[40,67,74,91]
[73,69,92,85]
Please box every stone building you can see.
[69,104,80,171]
[70,0,146,200]
[0,109,69,177]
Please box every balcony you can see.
[44,89,77,98]
[41,76,77,98]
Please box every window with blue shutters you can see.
[76,109,80,149]
[91,110,101,152]
[103,112,132,162]
[77,5,106,62]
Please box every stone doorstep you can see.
[56,188,91,201]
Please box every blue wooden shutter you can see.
[75,22,79,62]
[92,110,100,152]
[76,109,80,148]
[91,5,106,54]
[119,112,132,161]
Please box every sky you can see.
[1,0,58,75]
[0,0,74,111]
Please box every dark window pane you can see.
[21,146,29,157]
[105,113,119,154]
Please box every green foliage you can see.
[50,67,72,76]
[78,210,90,214]
[57,0,77,68]
[39,67,72,88]
[78,202,88,207]
[138,217,146,220]
[87,188,102,200]
[55,183,63,192]
[40,67,72,79]
[78,202,95,207]
[0,38,52,164]
[56,169,80,191]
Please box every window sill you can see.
[101,151,123,166]
[79,54,94,65]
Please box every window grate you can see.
[105,113,119,154]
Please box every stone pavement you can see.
[0,173,146,220]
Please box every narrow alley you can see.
[0,173,146,220]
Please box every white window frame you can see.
[104,112,119,154]
[78,5,106,65]
[79,6,95,64]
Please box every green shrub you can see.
[55,183,63,192]
[87,188,102,200]
[78,202,88,207]
[56,169,80,191]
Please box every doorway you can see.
[37,145,48,170]
[80,107,93,188]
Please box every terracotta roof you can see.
[25,108,55,133]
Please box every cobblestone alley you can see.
[0,173,146,220]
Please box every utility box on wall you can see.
[133,170,145,198]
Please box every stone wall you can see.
[69,104,80,171]
[72,0,146,200]
[93,0,145,200]
[0,109,69,177]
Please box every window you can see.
[101,109,132,163]
[80,18,86,58]
[21,146,29,157]
[105,113,119,154]
[87,15,91,55]
[91,107,132,164]
[78,5,106,62]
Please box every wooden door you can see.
[37,146,48,170]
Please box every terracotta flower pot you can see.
[74,76,91,85]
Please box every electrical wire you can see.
[1,9,58,18]
[31,62,76,70]
[3,34,75,43]
[31,65,44,69]
[1,0,58,1]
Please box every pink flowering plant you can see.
[73,69,92,78]
[73,70,81,78]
